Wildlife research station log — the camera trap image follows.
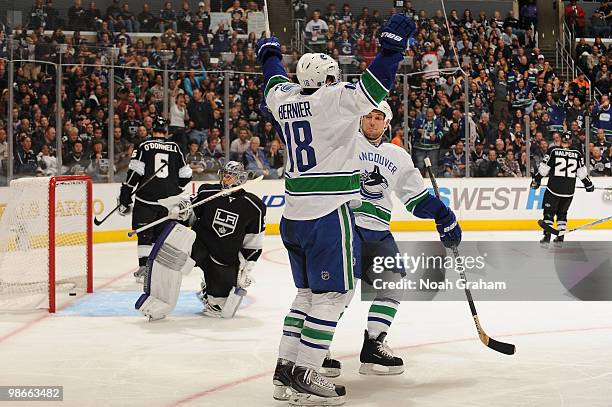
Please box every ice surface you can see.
[1,231,611,406]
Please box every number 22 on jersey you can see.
[283,120,317,173]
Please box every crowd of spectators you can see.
[300,0,612,177]
[1,0,612,187]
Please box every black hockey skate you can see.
[359,330,404,375]
[540,233,551,247]
[553,235,564,248]
[273,358,294,401]
[289,366,346,406]
[319,356,341,378]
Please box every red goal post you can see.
[0,175,93,313]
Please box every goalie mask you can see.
[361,101,393,146]
[296,53,340,88]
[218,161,248,189]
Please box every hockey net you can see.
[0,176,93,312]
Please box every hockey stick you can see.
[94,161,169,226]
[262,0,271,37]
[538,216,612,237]
[127,176,264,237]
[540,184,612,191]
[424,157,516,355]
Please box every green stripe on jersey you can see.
[284,316,304,328]
[285,174,360,194]
[369,304,398,318]
[264,75,291,97]
[360,70,389,104]
[340,204,354,290]
[353,202,391,223]
[405,190,429,213]
[301,327,334,341]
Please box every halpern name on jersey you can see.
[278,101,313,120]
[359,151,398,175]
[554,149,580,159]
[142,142,180,152]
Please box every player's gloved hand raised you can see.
[256,37,282,63]
[379,14,416,53]
[583,178,595,192]
[436,208,462,249]
[159,195,194,223]
[118,184,133,216]
[530,177,541,189]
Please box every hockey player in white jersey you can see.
[352,101,462,374]
[257,14,416,406]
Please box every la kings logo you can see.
[212,209,239,238]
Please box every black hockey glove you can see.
[530,176,541,189]
[583,178,595,192]
[118,184,133,216]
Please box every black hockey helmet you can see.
[152,117,168,135]
[561,131,573,142]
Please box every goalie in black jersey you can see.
[118,117,193,281]
[135,162,265,321]
[531,131,594,245]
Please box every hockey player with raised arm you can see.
[135,161,266,321]
[352,101,461,375]
[118,117,193,282]
[257,13,416,406]
[531,131,594,246]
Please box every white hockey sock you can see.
[367,298,400,339]
[295,292,346,369]
[278,288,311,362]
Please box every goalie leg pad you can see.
[135,221,196,320]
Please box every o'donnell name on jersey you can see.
[141,141,180,152]
[372,278,507,291]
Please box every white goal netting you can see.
[0,176,92,311]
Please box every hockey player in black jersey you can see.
[118,117,193,281]
[531,131,594,246]
[189,161,266,317]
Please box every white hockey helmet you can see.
[218,161,248,189]
[296,53,340,88]
[374,101,393,127]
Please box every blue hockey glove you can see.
[379,14,416,53]
[436,208,462,249]
[256,37,282,64]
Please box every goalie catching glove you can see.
[158,194,195,224]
